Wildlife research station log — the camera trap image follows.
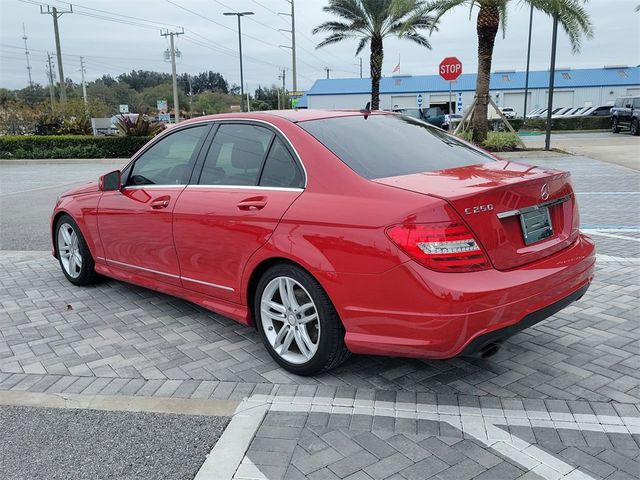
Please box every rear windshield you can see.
[298,114,494,180]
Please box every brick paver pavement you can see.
[1,154,639,479]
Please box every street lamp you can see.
[223,11,254,112]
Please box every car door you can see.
[173,122,305,303]
[97,124,210,285]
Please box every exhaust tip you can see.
[479,342,501,359]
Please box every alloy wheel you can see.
[57,223,82,279]
[260,276,320,364]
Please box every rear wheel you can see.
[55,215,98,286]
[631,119,639,136]
[611,117,620,133]
[255,264,350,375]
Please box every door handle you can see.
[150,196,171,209]
[237,196,267,211]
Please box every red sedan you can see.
[51,110,595,375]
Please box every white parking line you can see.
[207,395,638,480]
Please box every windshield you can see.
[298,114,495,180]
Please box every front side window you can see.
[199,124,273,186]
[299,114,494,180]
[259,138,304,188]
[127,126,207,186]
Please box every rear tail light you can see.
[386,222,490,272]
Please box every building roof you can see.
[306,66,640,96]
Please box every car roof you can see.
[178,109,391,126]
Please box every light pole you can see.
[545,12,559,151]
[224,11,254,112]
[523,4,533,122]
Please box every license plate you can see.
[519,207,553,245]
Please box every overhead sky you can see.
[1,0,638,92]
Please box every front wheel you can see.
[55,215,98,286]
[611,117,620,133]
[631,119,639,136]
[255,264,350,376]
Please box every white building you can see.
[300,66,640,115]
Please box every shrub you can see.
[522,115,610,131]
[0,135,152,159]
[114,114,164,136]
[457,131,520,152]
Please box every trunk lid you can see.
[375,160,579,270]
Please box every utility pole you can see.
[278,1,297,93]
[359,57,363,78]
[224,12,254,112]
[22,23,33,87]
[279,68,287,109]
[46,52,55,110]
[544,13,559,151]
[160,28,184,123]
[40,4,72,102]
[79,56,88,107]
[324,67,331,79]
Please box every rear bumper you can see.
[321,233,595,359]
[459,282,589,357]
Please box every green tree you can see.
[313,0,437,110]
[118,70,171,92]
[253,85,281,110]
[425,0,593,143]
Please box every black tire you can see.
[55,214,98,286]
[254,263,350,376]
[631,119,639,136]
[611,117,620,133]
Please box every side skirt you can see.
[94,262,251,326]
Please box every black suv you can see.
[611,96,640,136]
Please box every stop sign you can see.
[439,57,462,81]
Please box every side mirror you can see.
[99,170,121,191]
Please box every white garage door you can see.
[391,95,418,108]
[627,88,640,96]
[502,92,531,115]
[545,90,575,107]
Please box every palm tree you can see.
[313,0,438,110]
[425,0,593,143]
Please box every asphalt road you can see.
[0,160,123,251]
[0,405,229,480]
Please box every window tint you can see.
[127,126,207,186]
[259,138,303,188]
[199,124,273,185]
[299,115,494,180]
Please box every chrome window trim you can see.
[97,256,235,292]
[496,194,572,219]
[122,185,187,190]
[185,185,303,193]
[181,276,235,292]
[202,118,308,189]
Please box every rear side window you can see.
[259,138,304,188]
[298,115,494,180]
[199,124,273,186]
[633,98,640,109]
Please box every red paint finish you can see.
[173,187,302,302]
[97,186,184,286]
[52,110,596,360]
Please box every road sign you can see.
[439,57,462,81]
[119,104,129,114]
[417,93,423,108]
[157,99,168,113]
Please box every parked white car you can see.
[500,107,517,119]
